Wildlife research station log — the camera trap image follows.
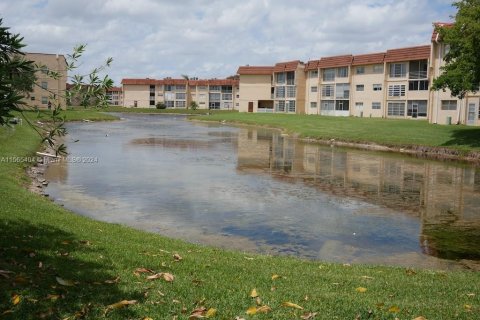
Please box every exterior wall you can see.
[318,67,351,117]
[23,53,67,109]
[238,75,272,113]
[107,90,123,106]
[295,65,307,114]
[305,70,319,115]
[350,64,385,118]
[123,84,151,107]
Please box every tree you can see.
[0,18,113,155]
[432,0,480,99]
[189,101,199,110]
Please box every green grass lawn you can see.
[0,113,479,319]
[98,106,238,115]
[197,113,480,153]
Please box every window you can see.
[209,93,221,101]
[175,101,186,108]
[337,67,348,78]
[221,86,232,93]
[149,92,155,97]
[373,64,384,74]
[321,85,334,97]
[388,85,406,97]
[355,102,363,108]
[356,66,365,74]
[372,102,381,110]
[335,100,349,111]
[149,100,155,106]
[165,85,173,91]
[323,69,335,81]
[373,84,382,91]
[30,96,35,101]
[165,101,174,108]
[275,86,285,98]
[409,80,429,91]
[41,96,48,104]
[199,94,206,100]
[335,83,350,99]
[176,93,186,100]
[276,73,285,84]
[387,102,405,116]
[198,86,207,91]
[356,84,364,91]
[389,63,407,78]
[209,85,221,91]
[209,102,220,109]
[409,60,428,79]
[309,70,318,78]
[40,66,49,74]
[222,93,232,100]
[407,100,427,117]
[276,100,285,112]
[321,101,334,111]
[41,81,48,89]
[311,86,318,93]
[287,100,296,112]
[286,86,296,98]
[176,85,186,91]
[310,102,317,108]
[286,72,295,85]
[441,100,457,110]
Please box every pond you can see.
[45,113,480,270]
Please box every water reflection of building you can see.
[236,128,480,260]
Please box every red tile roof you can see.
[207,79,239,86]
[121,78,158,85]
[384,45,431,62]
[273,60,302,72]
[120,78,237,87]
[107,86,122,92]
[318,55,353,69]
[237,66,274,75]
[158,78,188,85]
[188,80,209,86]
[305,59,320,71]
[352,52,386,66]
[431,22,454,42]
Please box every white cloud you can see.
[1,0,455,84]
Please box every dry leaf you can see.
[246,306,257,315]
[142,318,154,320]
[282,301,303,310]
[464,304,472,311]
[189,306,207,319]
[271,274,281,280]
[256,305,272,313]
[146,272,174,282]
[134,268,154,276]
[173,253,183,261]
[235,317,246,320]
[56,276,75,286]
[405,268,416,276]
[206,308,216,317]
[301,312,318,319]
[466,293,475,297]
[11,294,20,305]
[250,288,258,298]
[388,306,400,313]
[0,270,14,279]
[46,294,61,301]
[413,317,427,320]
[255,297,262,305]
[104,276,120,284]
[1,310,13,316]
[105,300,137,313]
[356,287,367,293]
[361,276,374,280]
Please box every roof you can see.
[384,45,431,62]
[107,86,122,92]
[121,78,158,85]
[273,60,302,72]
[352,52,386,66]
[318,55,353,69]
[237,66,274,75]
[432,22,454,42]
[188,80,209,86]
[121,78,238,86]
[207,79,239,86]
[305,59,320,71]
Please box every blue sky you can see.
[1,0,456,85]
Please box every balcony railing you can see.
[409,71,428,79]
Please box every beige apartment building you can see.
[106,86,123,106]
[121,78,239,109]
[237,24,480,126]
[237,61,306,114]
[23,53,67,109]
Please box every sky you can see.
[1,0,456,85]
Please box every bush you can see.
[156,102,166,109]
[189,101,199,110]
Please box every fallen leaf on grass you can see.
[246,305,271,315]
[1,310,13,316]
[56,276,75,286]
[0,269,14,279]
[79,240,91,246]
[466,293,475,297]
[11,294,20,305]
[361,276,374,280]
[250,288,258,298]
[134,268,155,276]
[388,305,400,313]
[271,274,281,280]
[206,308,217,317]
[173,253,183,262]
[405,268,416,276]
[105,300,137,314]
[282,301,303,310]
[142,318,154,320]
[189,306,207,319]
[147,272,174,282]
[356,287,367,293]
[413,317,427,320]
[464,304,472,311]
[301,312,318,319]
[104,276,120,284]
[46,294,61,301]
[255,297,262,305]
[235,317,246,320]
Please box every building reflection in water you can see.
[236,128,480,260]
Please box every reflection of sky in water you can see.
[45,114,480,270]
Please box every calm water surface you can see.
[45,114,480,269]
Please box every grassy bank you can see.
[0,115,479,319]
[98,106,237,115]
[197,113,480,153]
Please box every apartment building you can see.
[237,61,306,113]
[238,24,480,126]
[22,53,67,109]
[121,78,239,109]
[106,86,123,106]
